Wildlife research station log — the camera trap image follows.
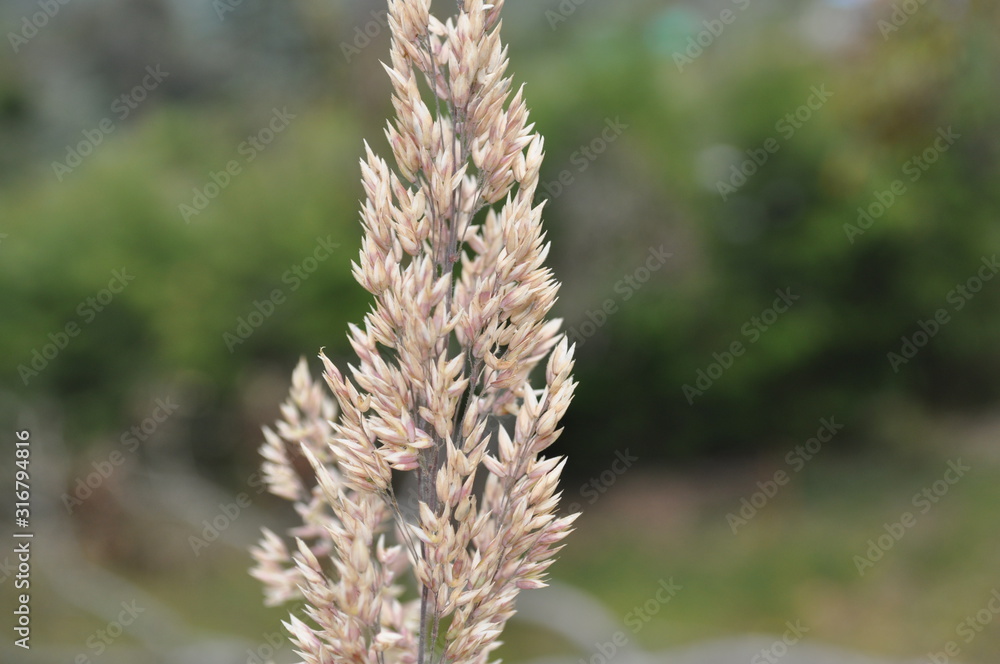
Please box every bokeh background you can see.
[2,0,999,661]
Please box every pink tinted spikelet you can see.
[250,2,578,663]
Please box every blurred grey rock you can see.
[516,583,933,664]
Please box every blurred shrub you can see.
[531,3,1000,463]
[0,104,370,458]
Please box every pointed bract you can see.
[252,3,577,663]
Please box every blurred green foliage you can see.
[530,2,1000,462]
[0,105,373,462]
[1,0,999,474]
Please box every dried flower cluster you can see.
[251,1,577,663]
